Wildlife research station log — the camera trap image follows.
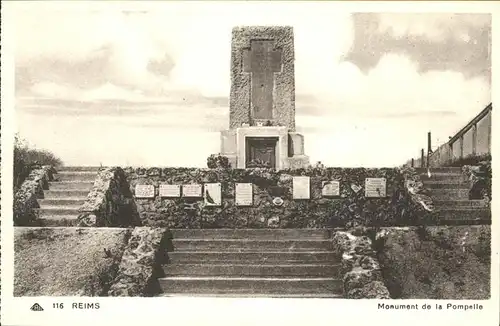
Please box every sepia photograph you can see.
[1,2,496,323]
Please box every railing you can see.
[405,103,492,168]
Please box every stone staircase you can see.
[416,167,491,223]
[159,229,344,298]
[36,167,100,226]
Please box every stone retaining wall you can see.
[78,167,141,227]
[332,230,391,299]
[462,161,491,205]
[108,227,170,296]
[14,165,55,226]
[399,166,435,221]
[123,167,426,229]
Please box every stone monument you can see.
[220,26,310,169]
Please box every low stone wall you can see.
[14,165,55,226]
[78,167,141,227]
[462,161,491,205]
[123,167,423,228]
[374,225,491,299]
[332,230,391,299]
[398,166,435,223]
[109,227,169,297]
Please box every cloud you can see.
[297,52,490,121]
[13,5,491,167]
[14,3,354,99]
[376,13,491,43]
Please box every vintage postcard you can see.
[1,1,498,326]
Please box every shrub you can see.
[14,134,63,190]
[206,153,231,169]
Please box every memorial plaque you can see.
[159,184,180,198]
[235,183,253,206]
[204,183,222,206]
[182,184,202,198]
[293,176,310,199]
[322,181,340,197]
[365,178,387,197]
[135,184,155,198]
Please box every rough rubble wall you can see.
[14,165,55,226]
[109,227,169,297]
[123,167,428,229]
[332,231,391,299]
[78,167,141,227]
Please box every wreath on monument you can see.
[207,154,231,169]
[246,159,271,168]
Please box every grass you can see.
[375,225,491,299]
[14,227,130,296]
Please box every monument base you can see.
[220,126,310,169]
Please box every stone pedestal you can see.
[220,126,309,169]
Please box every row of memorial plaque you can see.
[134,177,387,206]
[290,177,386,199]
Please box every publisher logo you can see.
[30,303,44,311]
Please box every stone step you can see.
[171,239,333,252]
[158,276,343,295]
[38,198,86,206]
[415,167,462,174]
[169,229,333,240]
[163,263,342,277]
[424,181,469,189]
[428,188,470,200]
[434,207,491,222]
[48,181,94,190]
[57,166,103,172]
[37,206,80,216]
[43,190,90,199]
[54,171,97,182]
[433,200,486,208]
[159,293,343,298]
[35,216,79,227]
[167,251,339,264]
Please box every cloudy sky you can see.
[13,3,491,167]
